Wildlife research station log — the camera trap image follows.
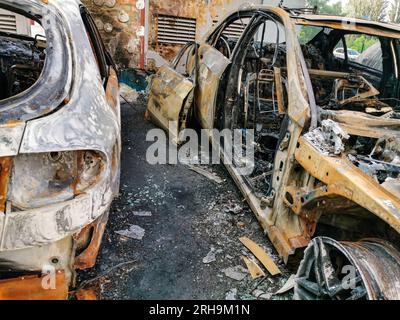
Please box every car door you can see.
[147,42,197,144]
[196,44,231,129]
[195,14,253,130]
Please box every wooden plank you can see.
[239,236,281,276]
[241,255,266,279]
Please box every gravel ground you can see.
[77,96,293,300]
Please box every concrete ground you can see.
[77,97,292,300]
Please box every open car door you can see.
[195,13,256,130]
[196,44,231,130]
[147,42,197,144]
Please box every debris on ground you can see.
[203,248,217,264]
[225,288,238,300]
[120,83,140,104]
[75,288,98,300]
[252,289,272,300]
[119,68,150,93]
[222,266,249,281]
[275,274,296,295]
[239,237,281,276]
[78,102,291,300]
[223,202,243,214]
[132,211,152,217]
[241,256,265,279]
[188,165,224,184]
[237,221,246,228]
[115,225,145,240]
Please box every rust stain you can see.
[0,157,13,213]
[295,137,400,234]
[72,151,84,196]
[75,288,97,300]
[73,212,109,270]
[111,144,118,176]
[0,271,68,300]
[150,0,238,62]
[105,67,119,111]
[4,120,23,127]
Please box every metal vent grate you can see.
[213,20,248,39]
[157,15,196,45]
[0,12,17,33]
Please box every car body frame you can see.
[0,0,120,299]
[147,5,400,299]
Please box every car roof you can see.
[293,14,400,33]
[229,5,400,38]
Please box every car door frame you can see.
[195,11,257,131]
[146,42,198,144]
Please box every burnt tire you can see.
[294,237,400,300]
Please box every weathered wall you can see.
[82,0,142,69]
[148,0,306,68]
[147,0,255,66]
[83,0,305,70]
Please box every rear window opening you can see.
[0,7,46,101]
[296,25,400,115]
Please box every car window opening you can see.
[297,25,400,187]
[297,25,400,114]
[211,16,252,59]
[0,7,46,101]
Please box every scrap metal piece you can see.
[147,64,194,144]
[75,288,97,300]
[295,237,400,300]
[73,212,109,270]
[241,255,266,279]
[320,109,400,139]
[0,157,12,213]
[239,237,281,276]
[115,225,145,240]
[332,76,379,107]
[222,266,248,281]
[188,165,223,184]
[274,67,285,115]
[0,270,67,300]
[275,274,296,295]
[304,119,349,155]
[296,137,400,235]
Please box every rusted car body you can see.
[147,5,400,299]
[0,0,120,299]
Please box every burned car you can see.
[147,5,400,299]
[0,0,120,299]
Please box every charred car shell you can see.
[147,5,400,299]
[0,0,120,299]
